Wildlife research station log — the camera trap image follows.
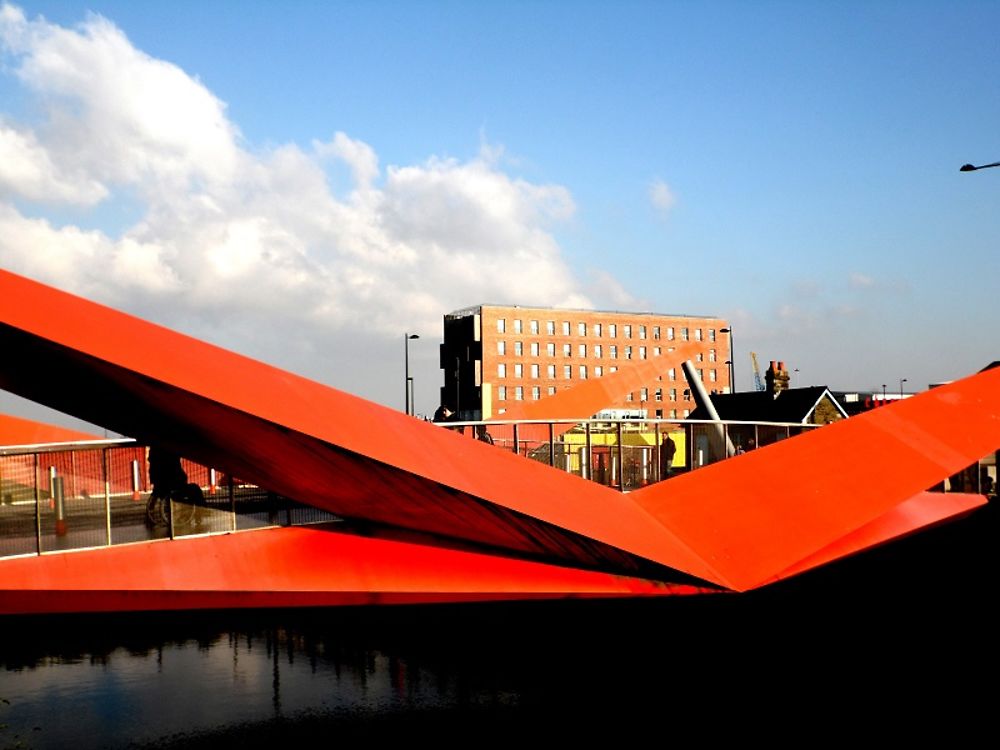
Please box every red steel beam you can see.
[0,523,716,616]
[0,268,996,597]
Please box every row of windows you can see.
[496,318,719,343]
[496,340,719,363]
[497,363,718,383]
[495,381,697,410]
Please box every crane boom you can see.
[750,352,766,392]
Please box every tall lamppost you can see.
[720,328,735,393]
[404,333,419,415]
[960,161,1000,172]
[882,384,887,403]
[899,378,907,399]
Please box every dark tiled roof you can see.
[688,386,846,423]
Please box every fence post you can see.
[34,453,42,555]
[131,459,141,501]
[103,448,112,546]
[616,421,624,491]
[53,475,67,537]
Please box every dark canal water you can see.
[2,504,998,747]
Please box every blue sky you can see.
[1,0,998,427]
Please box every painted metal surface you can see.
[0,523,715,615]
[0,268,997,613]
[0,414,100,445]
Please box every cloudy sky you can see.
[1,1,998,429]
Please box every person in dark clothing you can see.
[147,445,204,528]
[660,433,676,479]
[433,405,465,434]
[148,446,187,498]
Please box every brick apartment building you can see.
[439,304,731,420]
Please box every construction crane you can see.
[750,352,766,392]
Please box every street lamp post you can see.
[960,161,1000,172]
[404,333,419,415]
[899,378,907,399]
[720,328,735,393]
[882,384,887,402]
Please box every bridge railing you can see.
[446,417,814,491]
[1,417,994,559]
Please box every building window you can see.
[497,341,506,355]
[547,342,556,356]
[594,344,602,358]
[609,323,617,337]
[547,364,556,378]
[639,325,647,340]
[695,328,703,341]
[696,352,703,362]
[531,320,539,334]
[514,363,523,378]
[563,343,572,357]
[497,363,507,378]
[498,386,506,401]
[709,348,716,362]
[697,368,704,380]
[670,388,677,401]
[578,344,587,357]
[514,341,523,356]
[531,342,539,356]
[515,386,523,401]
[595,366,603,377]
[578,322,586,336]
[609,366,618,373]
[610,345,618,359]
[530,363,539,378]
[563,365,572,379]
[546,320,555,335]
[531,386,540,400]
[594,323,603,337]
[562,321,571,335]
[709,329,716,342]
[497,318,506,333]
[625,346,632,359]
[653,326,660,340]
[668,368,676,381]
[683,409,690,418]
[624,324,632,339]
[548,386,557,395]
[626,392,633,402]
[654,347,661,356]
[655,388,662,402]
[514,319,522,334]
[579,365,587,379]
[709,369,717,382]
[670,409,677,419]
[667,327,674,341]
[681,327,689,341]
[639,346,646,359]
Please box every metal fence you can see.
[450,417,813,491]
[1,418,996,560]
[0,441,338,559]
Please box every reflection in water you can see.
[1,510,999,747]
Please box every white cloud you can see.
[0,123,108,203]
[0,2,615,411]
[648,178,676,215]
[849,272,874,288]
